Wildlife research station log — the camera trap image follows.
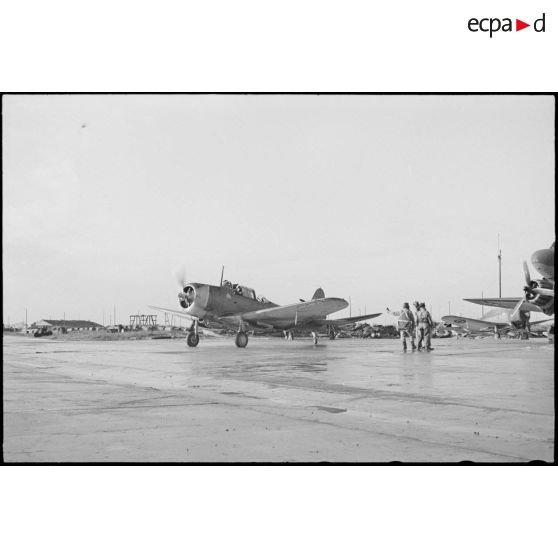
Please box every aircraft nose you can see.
[532,249,552,265]
[531,249,554,276]
[188,284,210,317]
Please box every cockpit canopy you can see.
[223,280,270,303]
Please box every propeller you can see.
[175,265,187,290]
[510,261,531,329]
[175,266,192,308]
[523,261,554,300]
[522,260,554,298]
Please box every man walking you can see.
[412,301,422,350]
[416,303,434,351]
[386,303,416,351]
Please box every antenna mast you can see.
[497,234,502,298]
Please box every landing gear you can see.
[329,326,336,340]
[235,318,249,348]
[235,331,248,348]
[186,331,200,347]
[186,320,200,347]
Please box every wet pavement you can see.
[2,335,554,462]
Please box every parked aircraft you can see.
[150,275,381,348]
[463,242,555,337]
[440,315,551,338]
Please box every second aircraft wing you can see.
[463,297,544,313]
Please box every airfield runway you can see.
[3,335,554,462]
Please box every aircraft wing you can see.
[463,298,544,313]
[239,298,348,324]
[320,312,382,326]
[148,305,195,321]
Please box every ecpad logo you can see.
[468,13,546,37]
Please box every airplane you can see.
[463,242,555,338]
[440,314,552,338]
[150,273,381,348]
[432,323,453,338]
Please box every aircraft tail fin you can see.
[312,288,325,300]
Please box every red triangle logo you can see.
[516,19,530,31]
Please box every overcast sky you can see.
[3,95,555,326]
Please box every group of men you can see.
[387,301,434,352]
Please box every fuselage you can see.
[441,315,506,335]
[179,282,277,320]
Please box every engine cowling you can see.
[178,285,196,309]
[524,278,554,315]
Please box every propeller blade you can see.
[522,260,531,286]
[510,297,525,321]
[531,287,554,297]
[175,265,187,289]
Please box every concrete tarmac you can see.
[2,335,554,462]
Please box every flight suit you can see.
[388,308,416,350]
[412,305,422,350]
[416,308,433,351]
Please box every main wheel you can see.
[186,331,200,347]
[235,331,248,348]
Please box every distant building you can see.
[4,322,26,332]
[31,319,103,333]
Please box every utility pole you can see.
[498,234,502,298]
